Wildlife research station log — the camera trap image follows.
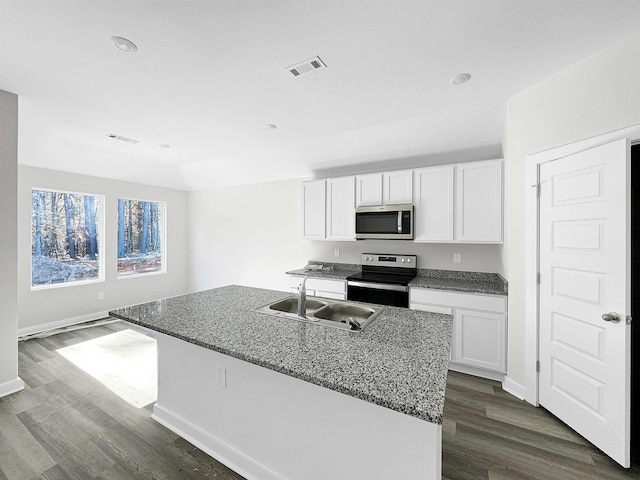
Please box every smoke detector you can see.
[106,133,139,144]
[285,56,326,77]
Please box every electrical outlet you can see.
[98,292,105,300]
[217,367,227,387]
[453,253,461,264]
[334,249,340,257]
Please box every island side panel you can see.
[152,333,442,480]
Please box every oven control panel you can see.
[361,253,417,268]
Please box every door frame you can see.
[524,124,640,406]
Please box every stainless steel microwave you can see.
[355,204,414,240]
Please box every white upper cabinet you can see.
[356,170,412,206]
[326,176,355,241]
[455,160,503,243]
[302,177,355,241]
[355,173,383,206]
[414,159,503,244]
[383,170,413,205]
[414,166,454,242]
[304,159,501,243]
[301,179,326,240]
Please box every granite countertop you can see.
[287,261,508,296]
[109,285,452,425]
[286,261,358,280]
[410,269,508,296]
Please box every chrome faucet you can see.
[297,277,308,317]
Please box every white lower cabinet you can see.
[409,287,506,380]
[288,276,347,301]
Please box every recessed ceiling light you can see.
[264,124,278,130]
[110,36,138,53]
[450,73,471,85]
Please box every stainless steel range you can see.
[346,253,417,308]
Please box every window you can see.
[117,199,165,277]
[31,189,103,288]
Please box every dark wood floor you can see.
[1,321,639,480]
[442,373,640,479]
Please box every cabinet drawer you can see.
[409,303,453,315]
[317,291,346,301]
[410,288,505,313]
[288,276,346,295]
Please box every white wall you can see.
[18,166,189,334]
[188,178,503,293]
[503,31,640,387]
[0,90,22,396]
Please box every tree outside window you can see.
[31,189,103,287]
[117,199,165,277]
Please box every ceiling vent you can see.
[106,133,139,144]
[286,56,326,77]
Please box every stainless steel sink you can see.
[253,296,383,332]
[268,297,327,315]
[312,303,377,324]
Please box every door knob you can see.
[602,312,621,323]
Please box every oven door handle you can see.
[347,281,409,293]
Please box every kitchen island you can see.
[110,285,452,480]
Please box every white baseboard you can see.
[502,376,527,401]
[0,377,25,398]
[152,403,286,480]
[449,363,506,383]
[18,311,110,338]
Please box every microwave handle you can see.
[397,211,402,233]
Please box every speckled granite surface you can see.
[288,262,508,295]
[410,269,508,295]
[109,285,452,424]
[286,261,358,280]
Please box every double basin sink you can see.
[253,296,383,332]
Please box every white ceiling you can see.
[2,1,640,191]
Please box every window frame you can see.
[30,187,106,290]
[116,197,167,280]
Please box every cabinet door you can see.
[455,160,503,243]
[356,173,383,206]
[453,308,506,373]
[301,180,326,240]
[413,166,454,242]
[326,176,355,241]
[383,170,413,205]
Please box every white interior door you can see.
[538,138,630,467]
